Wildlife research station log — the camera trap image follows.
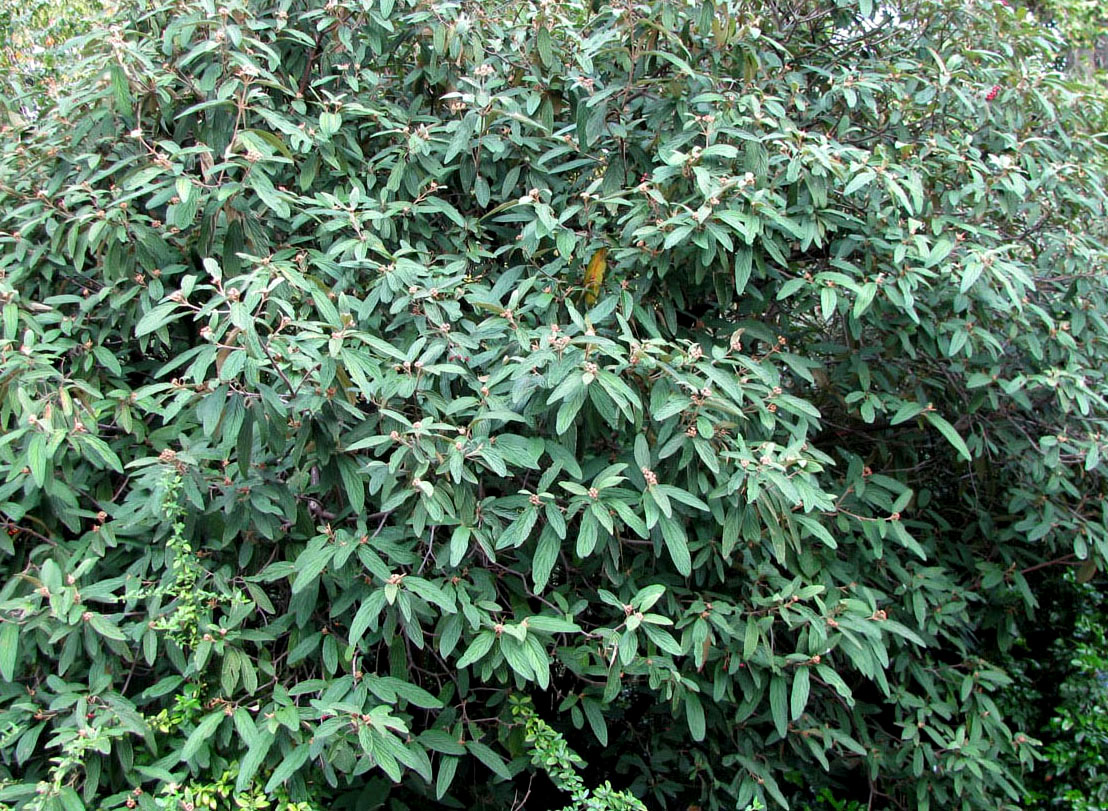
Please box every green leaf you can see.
[657,514,691,576]
[445,115,476,165]
[237,406,254,478]
[87,614,127,641]
[0,622,18,682]
[78,435,123,472]
[456,631,495,669]
[263,745,310,793]
[526,615,581,634]
[468,741,512,781]
[632,584,666,611]
[795,515,837,549]
[655,484,709,512]
[843,170,875,195]
[349,591,386,648]
[924,412,972,462]
[389,678,444,709]
[248,170,291,218]
[743,620,760,660]
[235,732,274,793]
[435,755,459,800]
[853,282,878,318]
[770,675,788,738]
[135,302,185,337]
[180,711,224,763]
[790,667,811,721]
[319,111,342,137]
[338,457,365,515]
[26,433,48,488]
[497,507,537,550]
[57,787,86,811]
[777,277,807,301]
[890,401,925,425]
[291,542,334,593]
[449,526,470,568]
[109,63,132,109]
[734,247,753,293]
[576,510,600,557]
[556,388,586,435]
[642,622,683,656]
[499,634,534,681]
[532,529,559,592]
[816,664,854,705]
[420,730,466,756]
[536,24,553,67]
[494,435,544,469]
[883,619,926,647]
[684,692,706,741]
[404,577,456,613]
[583,698,608,747]
[1086,442,1101,471]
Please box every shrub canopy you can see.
[2,0,1108,809]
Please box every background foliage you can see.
[2,0,1108,809]
[1022,576,1108,810]
[0,0,110,107]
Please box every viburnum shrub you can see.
[1,0,1107,809]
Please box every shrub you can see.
[1,0,1107,809]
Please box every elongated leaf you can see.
[642,622,683,656]
[78,435,123,472]
[791,667,811,721]
[264,745,310,792]
[925,412,972,462]
[583,698,608,746]
[531,529,559,593]
[770,675,788,738]
[890,401,925,425]
[435,755,459,800]
[235,732,274,793]
[657,514,691,576]
[180,712,224,763]
[632,584,666,611]
[456,631,495,669]
[582,248,607,305]
[349,591,386,648]
[404,577,456,613]
[388,678,444,710]
[468,741,512,780]
[421,730,466,756]
[684,692,706,741]
[135,302,185,337]
[526,615,581,634]
[0,622,18,682]
[291,543,333,594]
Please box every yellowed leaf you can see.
[1077,558,1097,584]
[334,365,358,405]
[583,248,608,306]
[215,327,241,376]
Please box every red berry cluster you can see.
[985,85,1001,102]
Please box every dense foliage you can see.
[0,0,108,102]
[2,0,1108,809]
[1039,584,1108,808]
